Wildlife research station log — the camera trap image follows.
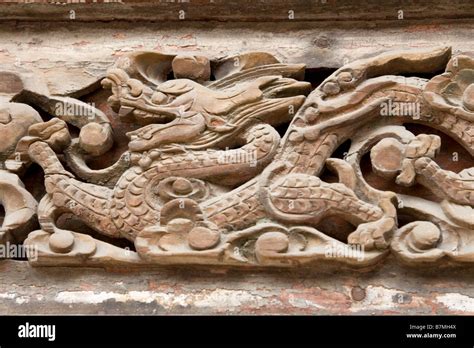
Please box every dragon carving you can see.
[0,48,473,268]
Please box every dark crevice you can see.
[166,70,175,81]
[304,67,337,89]
[315,216,355,243]
[397,212,419,228]
[396,69,446,81]
[320,139,352,184]
[332,139,352,160]
[22,163,46,203]
[0,205,4,227]
[274,121,291,139]
[272,67,336,140]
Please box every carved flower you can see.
[423,55,474,120]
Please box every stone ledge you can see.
[1,259,474,314]
[0,0,472,22]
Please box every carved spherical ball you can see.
[370,138,405,179]
[463,84,474,111]
[151,91,168,105]
[138,155,153,169]
[407,221,441,250]
[187,227,220,251]
[255,232,289,254]
[303,106,320,123]
[49,231,75,254]
[79,122,113,156]
[167,218,194,234]
[321,81,340,95]
[172,178,193,195]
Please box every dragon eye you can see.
[151,91,168,104]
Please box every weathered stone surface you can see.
[0,20,473,94]
[1,259,474,314]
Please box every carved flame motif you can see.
[0,48,473,268]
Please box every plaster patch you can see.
[193,289,268,309]
[287,294,325,309]
[55,291,187,308]
[15,296,30,304]
[0,292,16,300]
[55,289,269,311]
[436,293,474,313]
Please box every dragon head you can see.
[102,52,312,152]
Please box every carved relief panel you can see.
[1,47,473,269]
